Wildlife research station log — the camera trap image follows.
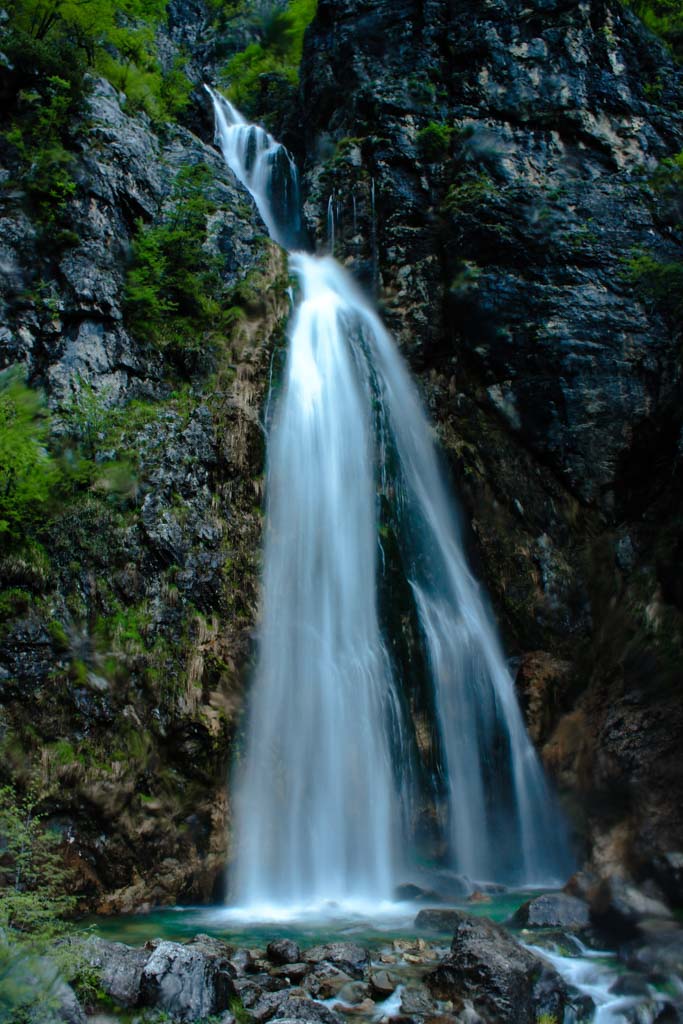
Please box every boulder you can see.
[304,963,354,998]
[415,909,468,933]
[234,978,265,1008]
[424,912,566,1024]
[394,883,442,903]
[250,990,292,1023]
[336,981,371,1005]
[303,943,368,979]
[86,936,149,1008]
[267,939,302,965]
[511,892,590,931]
[272,995,346,1024]
[369,968,401,998]
[270,963,310,984]
[139,939,235,1021]
[590,877,673,939]
[231,949,257,976]
[622,929,683,980]
[649,853,683,909]
[400,986,438,1016]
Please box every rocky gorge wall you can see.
[0,0,682,914]
[297,0,683,885]
[0,6,290,910]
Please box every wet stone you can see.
[268,940,302,965]
[370,969,401,998]
[270,963,310,984]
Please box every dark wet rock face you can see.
[300,0,683,878]
[590,875,674,940]
[0,4,289,910]
[425,912,567,1023]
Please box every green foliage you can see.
[0,368,60,539]
[0,786,99,1021]
[0,784,74,933]
[230,996,252,1024]
[450,260,483,297]
[220,0,317,111]
[2,74,80,241]
[416,121,454,162]
[626,0,683,59]
[5,0,192,125]
[61,377,117,460]
[443,172,497,214]
[125,162,253,358]
[623,149,683,325]
[623,248,683,320]
[0,588,32,622]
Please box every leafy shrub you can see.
[221,0,317,111]
[2,74,80,239]
[0,368,60,539]
[626,0,683,59]
[0,784,91,1021]
[125,163,247,358]
[624,249,683,321]
[4,0,191,124]
[443,172,497,214]
[416,121,454,162]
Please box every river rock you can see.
[231,949,258,975]
[250,990,292,1023]
[415,909,468,933]
[234,978,265,1008]
[303,943,368,979]
[270,963,310,984]
[139,939,235,1020]
[336,981,371,1005]
[400,985,438,1016]
[590,877,674,939]
[304,963,354,998]
[622,929,683,980]
[648,853,683,908]
[369,968,401,998]
[267,939,302,965]
[511,892,590,931]
[395,883,442,903]
[425,912,566,1023]
[272,995,346,1024]
[86,936,149,1008]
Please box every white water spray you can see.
[206,87,572,910]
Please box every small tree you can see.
[0,784,75,937]
[0,784,83,1019]
[0,367,60,539]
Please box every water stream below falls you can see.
[207,87,573,913]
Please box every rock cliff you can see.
[0,0,682,910]
[298,0,683,879]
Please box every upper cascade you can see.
[206,86,305,252]
[205,88,573,912]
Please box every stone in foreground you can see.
[511,892,590,931]
[425,911,566,1024]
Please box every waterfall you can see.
[206,88,572,911]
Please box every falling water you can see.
[327,194,335,254]
[209,86,304,251]
[206,87,572,910]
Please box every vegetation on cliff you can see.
[628,0,683,59]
